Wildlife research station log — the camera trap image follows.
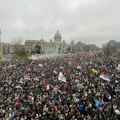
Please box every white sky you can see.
[0,0,120,47]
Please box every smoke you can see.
[29,53,67,60]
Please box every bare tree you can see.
[11,38,28,59]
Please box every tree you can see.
[102,43,114,56]
[66,46,71,53]
[12,38,28,60]
[13,45,28,60]
[33,44,42,54]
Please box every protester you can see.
[0,53,120,120]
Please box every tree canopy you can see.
[102,43,117,56]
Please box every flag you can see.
[92,68,98,73]
[24,76,31,80]
[28,95,34,103]
[15,84,23,90]
[33,77,39,81]
[58,72,66,82]
[100,72,110,81]
[108,93,112,100]
[78,104,84,113]
[116,64,120,71]
[24,75,31,80]
[39,64,43,67]
[41,73,45,76]
[16,99,21,105]
[93,99,101,108]
[46,83,50,90]
[53,70,58,75]
[18,79,23,84]
[60,66,64,69]
[77,64,82,69]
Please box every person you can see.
[0,52,120,119]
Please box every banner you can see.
[58,72,66,82]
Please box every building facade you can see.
[0,42,15,59]
[25,30,67,54]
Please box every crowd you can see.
[0,53,120,120]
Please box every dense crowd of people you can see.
[0,53,120,120]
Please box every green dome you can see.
[39,38,45,43]
[54,30,61,39]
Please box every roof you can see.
[25,40,39,43]
[54,30,61,38]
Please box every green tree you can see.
[102,43,115,56]
[33,44,42,54]
[66,46,71,53]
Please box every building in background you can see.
[0,30,68,59]
[25,30,68,54]
[0,42,14,59]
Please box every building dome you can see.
[39,38,45,43]
[54,30,61,38]
[54,30,61,43]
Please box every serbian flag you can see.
[100,72,110,81]
[58,72,66,82]
[77,64,82,69]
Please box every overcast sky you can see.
[0,0,120,47]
